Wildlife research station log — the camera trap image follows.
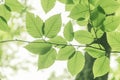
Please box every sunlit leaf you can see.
[48,36,67,45]
[57,46,75,60]
[74,30,94,44]
[69,4,89,20]
[5,0,24,12]
[63,21,74,41]
[107,32,120,51]
[26,12,43,38]
[0,4,11,20]
[67,51,85,75]
[44,14,62,38]
[93,56,110,78]
[25,40,52,55]
[38,48,57,69]
[85,46,105,58]
[41,0,56,13]
[0,17,9,32]
[102,16,120,32]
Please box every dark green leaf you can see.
[44,14,62,38]
[38,48,57,69]
[41,0,56,13]
[67,51,85,75]
[90,6,105,27]
[26,12,43,38]
[93,56,110,78]
[25,40,52,55]
[74,30,94,44]
[57,46,75,60]
[63,21,74,41]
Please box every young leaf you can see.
[67,51,85,75]
[98,0,120,14]
[44,14,62,38]
[57,46,75,60]
[85,47,105,58]
[0,17,9,32]
[38,48,57,69]
[102,16,120,32]
[90,6,105,27]
[26,12,43,38]
[74,30,94,44]
[41,0,56,13]
[0,5,11,20]
[48,36,67,45]
[25,40,52,55]
[93,56,110,78]
[5,0,24,12]
[107,32,120,51]
[69,4,89,20]
[63,21,74,41]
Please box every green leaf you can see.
[26,12,43,38]
[57,46,75,60]
[0,4,11,20]
[67,51,85,75]
[85,47,105,58]
[90,6,105,27]
[69,4,89,20]
[91,28,104,38]
[44,14,62,38]
[5,0,24,12]
[63,21,74,41]
[107,32,120,51]
[38,48,57,69]
[93,56,110,78]
[48,36,67,45]
[58,0,74,4]
[102,16,120,32]
[90,0,120,14]
[74,30,94,44]
[41,0,56,13]
[25,40,52,55]
[0,17,9,31]
[65,4,74,11]
[73,0,80,4]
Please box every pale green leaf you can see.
[0,4,11,20]
[107,32,120,51]
[90,0,120,14]
[74,30,94,44]
[67,51,85,75]
[93,56,110,78]
[63,21,74,41]
[65,4,74,11]
[85,47,105,58]
[38,48,57,69]
[26,12,43,38]
[44,14,62,38]
[69,4,89,20]
[41,0,56,13]
[5,0,24,12]
[91,28,104,38]
[25,40,52,55]
[102,16,120,32]
[48,36,67,45]
[0,17,9,31]
[57,46,75,60]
